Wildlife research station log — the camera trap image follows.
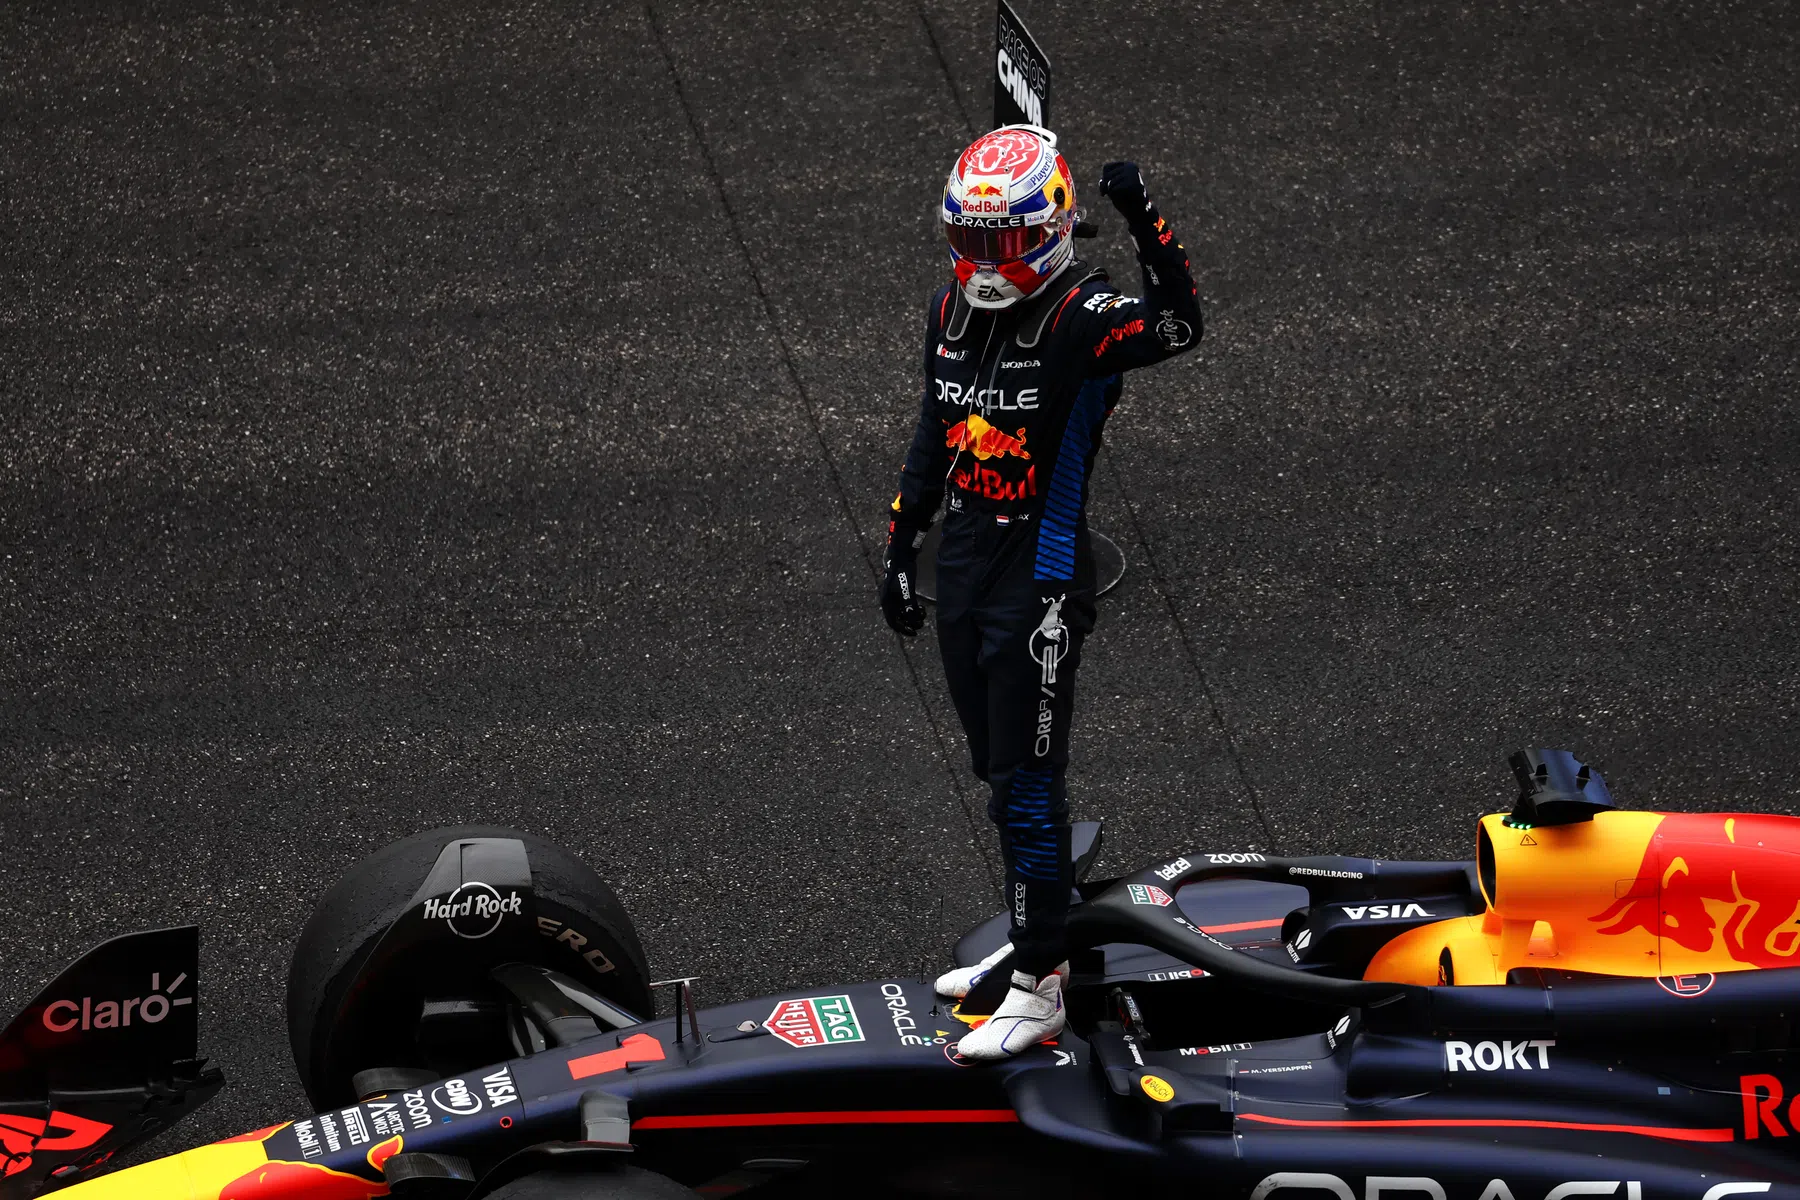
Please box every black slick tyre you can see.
[287,824,653,1109]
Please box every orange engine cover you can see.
[1366,810,1800,985]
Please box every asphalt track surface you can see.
[2,0,1798,1157]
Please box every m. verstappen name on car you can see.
[41,970,192,1032]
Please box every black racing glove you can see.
[1098,160,1155,225]
[880,530,926,638]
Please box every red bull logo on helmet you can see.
[962,176,1009,216]
[1591,812,1800,969]
[946,413,1030,461]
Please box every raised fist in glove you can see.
[880,549,926,638]
[1098,160,1153,222]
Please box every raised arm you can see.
[1084,161,1202,376]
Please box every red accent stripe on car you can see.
[568,1032,666,1080]
[635,1109,1020,1130]
[1198,918,1285,934]
[1237,1112,1734,1143]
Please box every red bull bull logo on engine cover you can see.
[1591,812,1800,970]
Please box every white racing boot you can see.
[933,944,1069,999]
[955,970,1066,1060]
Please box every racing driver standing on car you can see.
[879,125,1201,1059]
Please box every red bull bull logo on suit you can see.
[945,413,1030,461]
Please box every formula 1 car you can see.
[5,748,1799,1200]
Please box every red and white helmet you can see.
[941,124,1078,310]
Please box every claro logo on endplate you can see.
[41,971,193,1033]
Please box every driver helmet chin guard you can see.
[942,123,1078,310]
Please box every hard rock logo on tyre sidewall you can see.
[421,881,523,939]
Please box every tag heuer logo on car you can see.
[764,995,864,1048]
[1127,883,1174,907]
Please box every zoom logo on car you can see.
[422,882,523,939]
[1445,1038,1555,1071]
[41,970,193,1033]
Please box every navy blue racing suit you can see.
[885,209,1201,979]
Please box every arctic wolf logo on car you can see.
[764,995,863,1048]
[946,413,1029,461]
[1591,812,1800,967]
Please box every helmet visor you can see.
[945,217,1053,264]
